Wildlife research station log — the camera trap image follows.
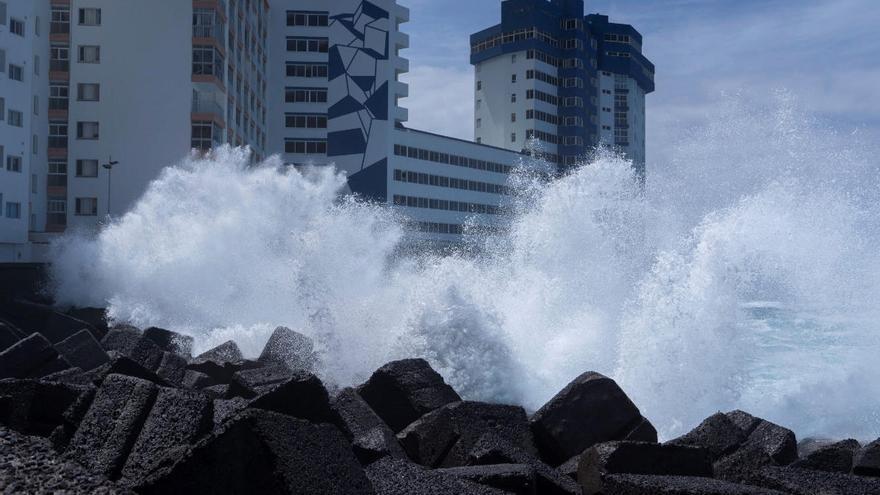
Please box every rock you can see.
[41,367,94,386]
[55,328,110,371]
[741,417,798,465]
[67,374,159,479]
[366,456,508,495]
[577,441,713,495]
[64,307,110,340]
[246,370,337,424]
[749,466,880,495]
[191,340,243,365]
[713,443,775,484]
[0,378,87,436]
[467,433,581,495]
[48,386,96,450]
[212,398,248,430]
[358,358,461,433]
[0,426,131,494]
[558,454,580,480]
[135,409,374,494]
[100,327,164,372]
[529,371,646,465]
[121,388,213,484]
[602,474,786,494]
[854,438,880,477]
[0,332,64,379]
[143,327,194,357]
[668,413,748,461]
[725,410,762,434]
[797,437,836,457]
[181,369,216,388]
[0,300,96,344]
[258,326,316,371]
[0,321,25,351]
[155,351,188,385]
[624,416,659,442]
[87,356,174,387]
[201,383,232,399]
[231,363,295,396]
[332,387,408,463]
[790,438,860,473]
[398,401,536,468]
[437,464,537,495]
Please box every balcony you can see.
[193,23,226,49]
[50,22,69,34]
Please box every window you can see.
[475,99,481,109]
[77,83,100,101]
[49,121,67,148]
[6,155,21,172]
[78,45,100,63]
[510,93,516,103]
[284,87,327,103]
[192,46,224,78]
[50,6,70,34]
[286,11,329,27]
[32,135,37,154]
[5,202,21,219]
[34,16,40,36]
[285,37,328,53]
[76,159,98,177]
[75,198,97,216]
[77,121,99,139]
[0,97,4,120]
[0,2,5,26]
[510,113,516,123]
[78,8,101,26]
[511,54,517,63]
[8,110,22,127]
[285,63,328,78]
[476,81,481,91]
[10,17,23,36]
[475,118,481,128]
[33,55,39,75]
[284,113,327,129]
[31,174,37,194]
[284,139,327,154]
[33,95,38,115]
[511,74,517,83]
[511,133,516,143]
[51,45,69,71]
[0,49,4,73]
[191,121,222,150]
[8,64,23,81]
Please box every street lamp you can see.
[102,157,119,216]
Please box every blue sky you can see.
[398,0,880,165]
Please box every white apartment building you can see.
[43,0,268,234]
[0,0,49,262]
[268,0,529,242]
[471,1,654,175]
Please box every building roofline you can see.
[396,125,527,156]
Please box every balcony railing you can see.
[50,60,70,72]
[48,136,68,148]
[50,22,69,34]
[193,23,226,42]
[192,95,225,119]
[47,175,68,187]
[49,98,69,111]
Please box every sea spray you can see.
[50,96,880,440]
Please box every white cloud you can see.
[400,64,475,140]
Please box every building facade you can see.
[0,0,49,262]
[268,0,529,242]
[40,0,268,234]
[471,0,654,174]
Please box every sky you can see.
[398,0,880,165]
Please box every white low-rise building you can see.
[0,0,49,262]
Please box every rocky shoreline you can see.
[0,300,878,494]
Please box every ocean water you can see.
[49,95,880,440]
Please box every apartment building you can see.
[268,0,531,242]
[43,0,268,233]
[0,0,49,262]
[471,0,654,174]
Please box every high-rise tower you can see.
[470,0,654,174]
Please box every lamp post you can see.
[102,157,119,216]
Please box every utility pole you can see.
[102,157,119,216]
